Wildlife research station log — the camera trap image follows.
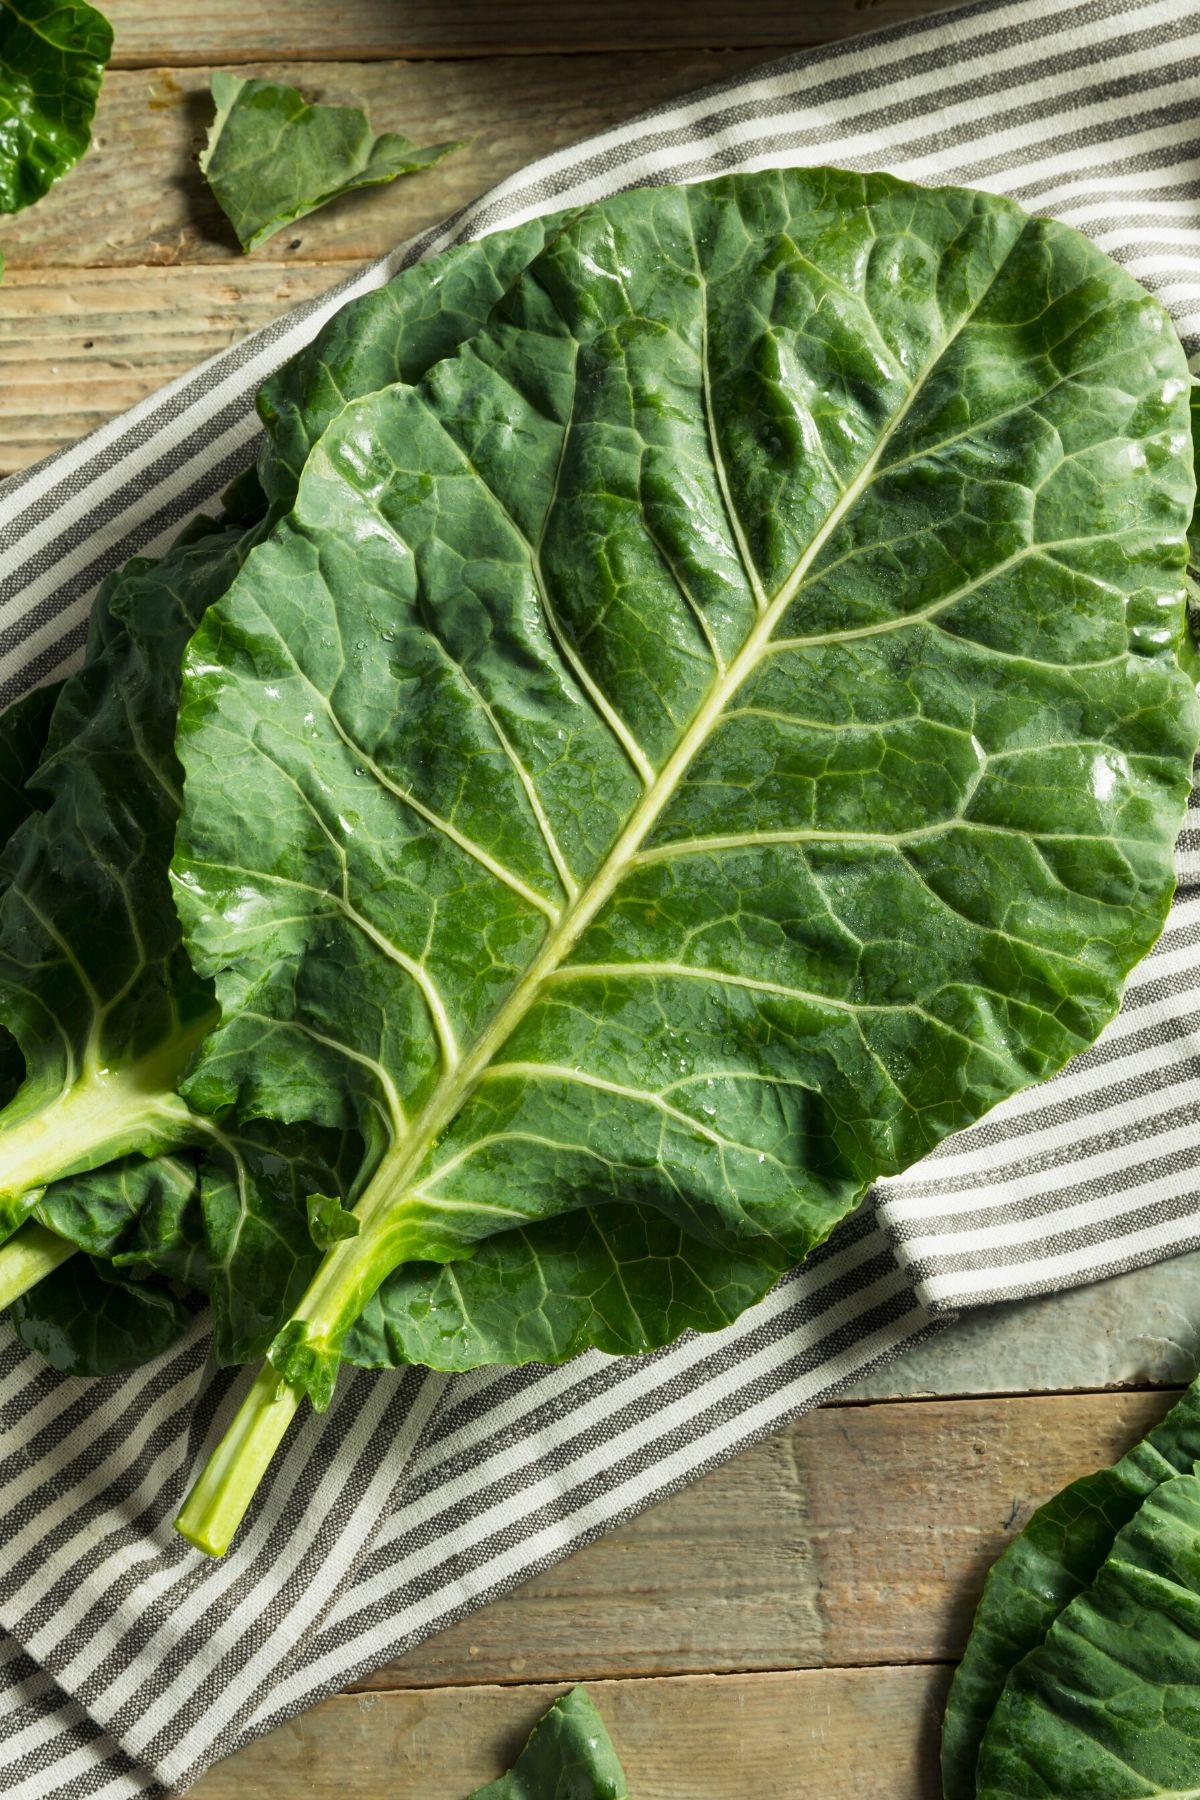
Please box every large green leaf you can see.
[0,0,112,214]
[174,167,1198,1435]
[200,72,460,254]
[468,1685,629,1800]
[975,1471,1200,1798]
[942,1378,1200,1799]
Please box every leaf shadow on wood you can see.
[171,85,242,257]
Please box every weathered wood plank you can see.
[190,1667,952,1799]
[104,1,959,66]
[355,1388,1176,1690]
[0,266,338,476]
[0,52,763,271]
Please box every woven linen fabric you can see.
[0,0,1198,1791]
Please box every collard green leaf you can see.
[255,214,568,507]
[468,1685,628,1800]
[200,72,460,254]
[10,1255,190,1376]
[344,1205,787,1371]
[0,521,251,1236]
[942,1378,1200,1799]
[0,0,112,214]
[975,1471,1200,1798]
[174,167,1199,1423]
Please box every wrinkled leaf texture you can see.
[0,0,112,214]
[173,167,1199,1404]
[942,1376,1200,1798]
[975,1471,1200,1798]
[200,72,460,253]
[254,214,567,506]
[10,1253,192,1377]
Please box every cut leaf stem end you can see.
[175,1362,302,1556]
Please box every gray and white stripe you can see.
[1,0,1199,1792]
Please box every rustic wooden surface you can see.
[4,2,1197,1794]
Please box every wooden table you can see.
[5,2,1197,1793]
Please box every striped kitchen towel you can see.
[1,0,1198,1792]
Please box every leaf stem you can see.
[0,1022,214,1208]
[0,1221,78,1310]
[175,1363,302,1556]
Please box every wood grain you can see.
[0,265,338,475]
[359,1389,1178,1691]
[190,1666,953,1798]
[0,52,763,271]
[103,0,959,66]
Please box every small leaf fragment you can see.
[306,1191,360,1251]
[468,1685,629,1800]
[200,71,461,252]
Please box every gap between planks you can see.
[190,1665,954,1800]
[102,0,957,65]
[188,1388,1166,1796]
[345,1387,1179,1694]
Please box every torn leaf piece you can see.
[468,1685,629,1800]
[200,72,461,252]
[307,1192,360,1251]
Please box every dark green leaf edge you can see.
[941,1377,1200,1798]
[975,1469,1200,1798]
